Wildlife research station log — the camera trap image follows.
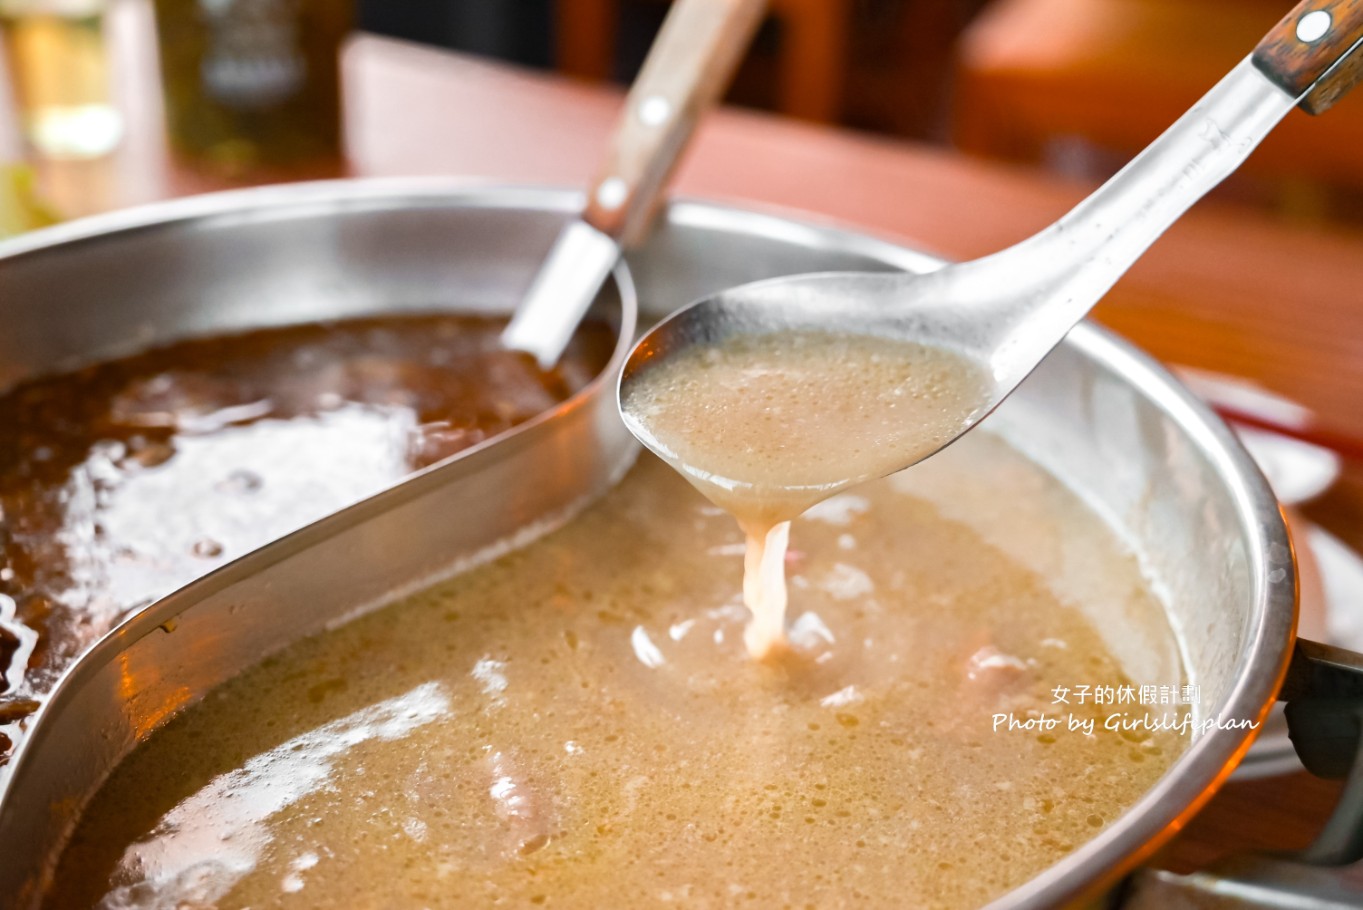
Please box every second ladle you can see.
[619,0,1363,497]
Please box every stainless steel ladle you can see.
[620,0,1363,477]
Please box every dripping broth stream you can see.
[620,330,992,656]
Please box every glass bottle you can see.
[151,0,351,176]
[0,0,123,159]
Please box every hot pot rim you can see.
[0,180,1296,910]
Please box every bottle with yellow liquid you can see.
[0,162,59,234]
[152,0,351,176]
[0,0,123,159]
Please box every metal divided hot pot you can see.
[0,182,1358,908]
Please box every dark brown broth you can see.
[0,313,614,765]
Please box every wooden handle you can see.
[582,0,766,245]
[1252,0,1363,114]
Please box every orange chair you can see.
[954,0,1363,211]
[555,0,851,122]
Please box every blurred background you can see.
[3,0,1363,231]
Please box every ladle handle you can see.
[582,0,766,247]
[1253,0,1363,113]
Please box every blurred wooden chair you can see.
[953,0,1363,216]
[555,0,851,122]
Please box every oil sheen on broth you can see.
[47,437,1186,910]
[0,314,612,767]
[620,331,990,656]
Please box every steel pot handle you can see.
[1280,638,1363,783]
[1118,638,1363,907]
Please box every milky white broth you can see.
[47,435,1184,910]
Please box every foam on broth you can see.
[620,331,991,656]
[0,314,613,767]
[46,438,1186,910]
